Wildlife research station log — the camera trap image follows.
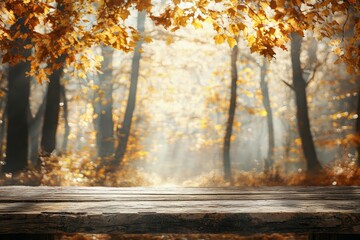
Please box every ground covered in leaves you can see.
[0,151,359,186]
[59,233,308,240]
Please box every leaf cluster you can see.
[0,0,359,83]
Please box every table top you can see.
[0,186,359,234]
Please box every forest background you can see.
[0,0,359,187]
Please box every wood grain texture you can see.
[0,186,359,234]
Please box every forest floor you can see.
[59,233,308,240]
[1,153,359,186]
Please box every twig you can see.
[306,62,321,87]
[282,80,295,91]
[240,54,261,68]
[306,52,329,87]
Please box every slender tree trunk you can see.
[0,62,7,160]
[223,44,238,181]
[92,72,101,156]
[95,46,115,161]
[115,11,146,163]
[3,17,31,173]
[40,57,65,156]
[260,58,275,173]
[60,84,70,153]
[290,33,322,174]
[356,87,360,166]
[0,101,7,160]
[283,122,292,173]
[29,96,46,164]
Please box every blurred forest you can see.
[0,0,360,187]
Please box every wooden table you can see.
[0,186,359,239]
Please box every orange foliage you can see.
[1,0,359,83]
[183,160,360,187]
[1,154,359,187]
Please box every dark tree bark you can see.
[94,46,115,161]
[356,87,360,166]
[115,11,146,163]
[40,58,65,156]
[223,44,239,182]
[290,33,322,174]
[40,1,69,156]
[260,58,275,174]
[0,101,7,161]
[60,85,70,153]
[3,17,31,173]
[0,62,7,159]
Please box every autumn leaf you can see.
[94,55,104,62]
[78,71,86,79]
[166,36,174,45]
[214,34,225,44]
[227,37,237,48]
[192,19,203,29]
[270,0,277,9]
[144,36,153,43]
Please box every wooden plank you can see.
[1,211,359,234]
[0,186,359,197]
[1,192,360,201]
[1,186,360,195]
[1,194,359,202]
[1,199,360,213]
[1,186,359,201]
[0,186,359,235]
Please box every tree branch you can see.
[305,62,321,87]
[282,80,295,91]
[306,52,329,88]
[240,54,261,68]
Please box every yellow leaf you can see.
[192,19,203,29]
[166,36,173,45]
[78,71,86,79]
[204,17,213,23]
[214,35,225,44]
[227,37,237,48]
[94,55,104,62]
[144,36,153,43]
[260,109,267,116]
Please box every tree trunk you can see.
[115,11,146,163]
[40,1,69,156]
[260,58,275,174]
[290,33,322,174]
[0,101,7,161]
[356,87,360,166]
[29,96,46,165]
[223,44,238,182]
[40,57,65,156]
[60,85,70,153]
[3,17,31,173]
[95,46,115,161]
